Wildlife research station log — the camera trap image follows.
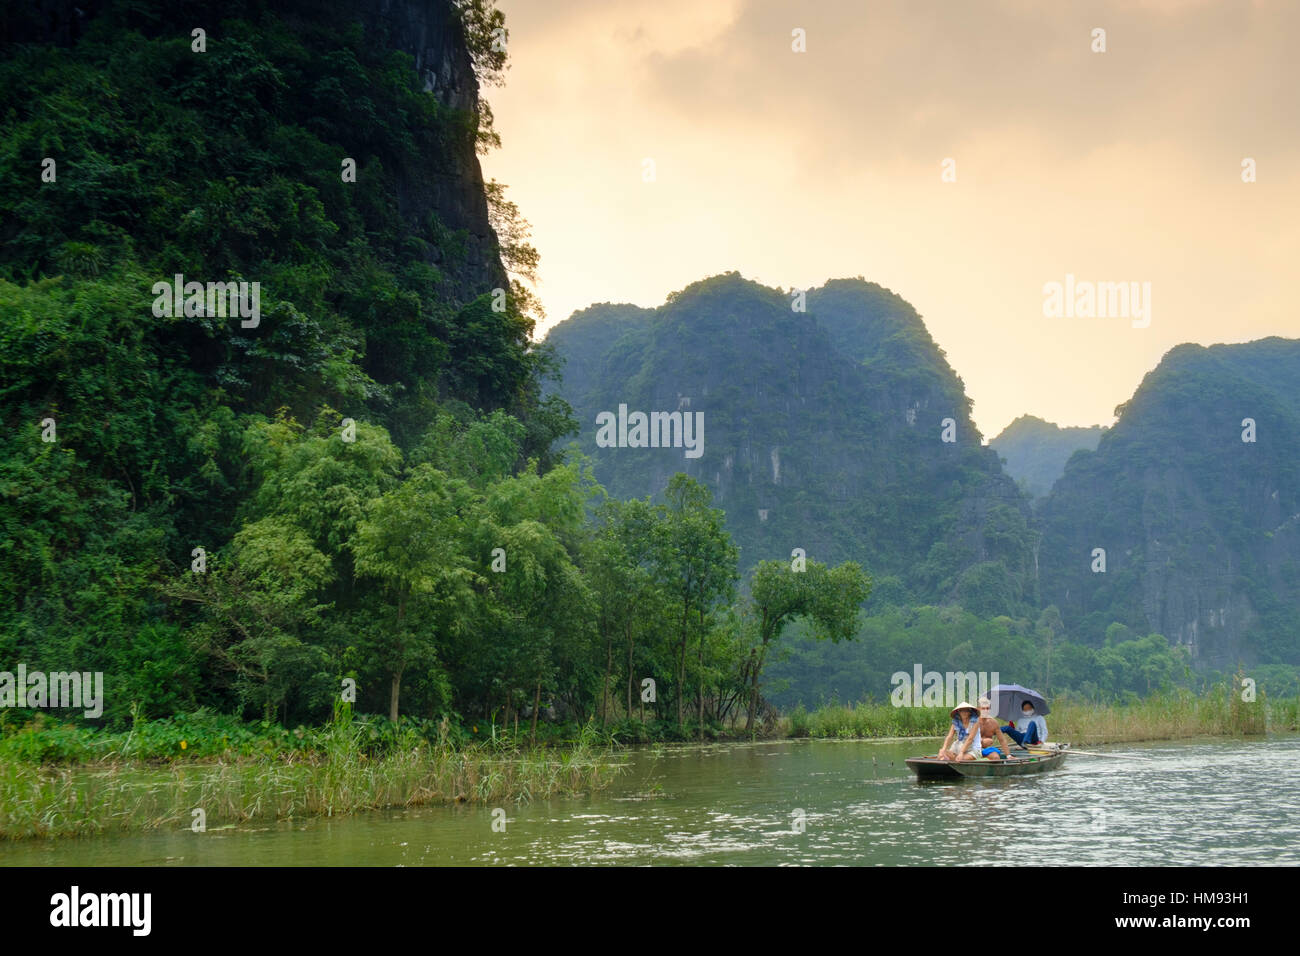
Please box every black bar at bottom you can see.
[0,865,1274,942]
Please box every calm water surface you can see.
[4,736,1298,865]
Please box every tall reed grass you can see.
[0,715,622,840]
[785,702,951,739]
[787,685,1298,744]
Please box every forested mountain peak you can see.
[1037,336,1300,669]
[546,272,1035,612]
[804,276,944,368]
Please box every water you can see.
[3,736,1298,865]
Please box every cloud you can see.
[638,0,1300,173]
[485,0,1300,437]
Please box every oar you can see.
[1055,748,1151,760]
[1018,745,1150,761]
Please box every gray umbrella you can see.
[988,683,1049,719]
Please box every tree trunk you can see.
[696,612,706,740]
[744,646,759,731]
[676,604,689,731]
[756,645,770,723]
[530,679,542,746]
[390,593,406,723]
[602,637,613,727]
[745,614,771,731]
[389,669,402,722]
[626,621,635,720]
[747,626,771,733]
[1047,631,1053,695]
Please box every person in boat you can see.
[1001,699,1048,748]
[976,696,1014,760]
[937,702,981,761]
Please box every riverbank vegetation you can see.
[0,708,621,840]
[787,684,1300,744]
[6,682,1299,839]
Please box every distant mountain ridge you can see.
[990,415,1107,499]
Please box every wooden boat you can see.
[905,746,1067,780]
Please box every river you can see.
[3,736,1297,865]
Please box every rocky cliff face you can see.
[547,274,1038,610]
[4,0,504,305]
[357,0,506,302]
[1036,338,1300,668]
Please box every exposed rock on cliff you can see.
[357,0,506,301]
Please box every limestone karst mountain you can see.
[546,273,1037,614]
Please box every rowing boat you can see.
[905,745,1068,780]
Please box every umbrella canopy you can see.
[988,683,1050,718]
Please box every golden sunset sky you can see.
[480,0,1299,438]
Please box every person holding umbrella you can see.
[1004,699,1048,747]
[990,683,1049,747]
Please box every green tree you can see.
[352,465,480,720]
[653,475,739,733]
[744,559,871,729]
[470,461,594,737]
[166,516,334,721]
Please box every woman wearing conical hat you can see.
[936,702,980,761]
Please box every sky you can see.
[479,0,1300,438]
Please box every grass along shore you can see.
[785,687,1300,743]
[5,687,1297,839]
[0,711,622,840]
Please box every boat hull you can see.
[905,749,1066,780]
